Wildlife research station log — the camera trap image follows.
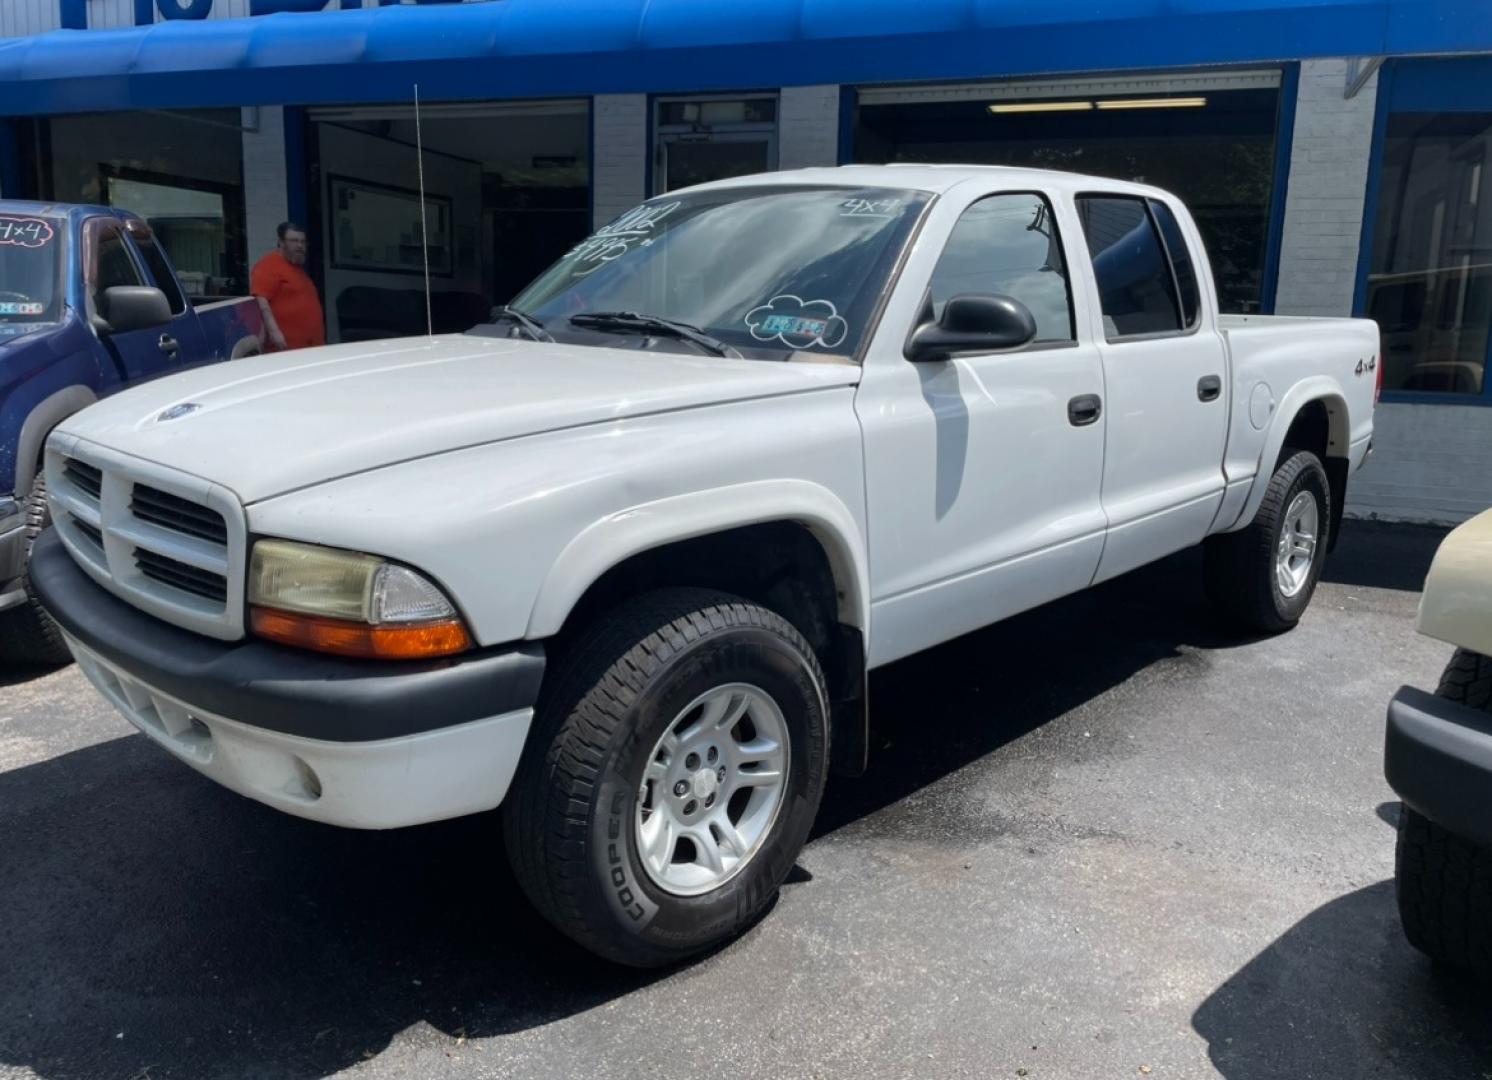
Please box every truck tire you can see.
[1204,449,1330,634]
[1395,649,1492,980]
[0,471,70,666]
[503,588,829,967]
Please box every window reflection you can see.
[1367,112,1492,396]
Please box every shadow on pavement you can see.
[1322,519,1451,593]
[0,524,1449,1079]
[1193,881,1492,1079]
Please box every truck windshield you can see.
[497,186,931,361]
[0,215,64,329]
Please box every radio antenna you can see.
[414,83,433,337]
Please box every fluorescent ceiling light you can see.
[987,100,1093,114]
[1096,96,1208,110]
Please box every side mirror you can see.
[97,286,172,336]
[905,293,1038,363]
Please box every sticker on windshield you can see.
[745,296,848,350]
[0,302,43,315]
[839,197,902,218]
[0,216,55,249]
[567,201,681,277]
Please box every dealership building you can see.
[0,0,1489,523]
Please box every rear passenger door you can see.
[1075,194,1229,583]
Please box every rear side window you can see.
[1149,199,1200,328]
[928,192,1074,343]
[1076,195,1182,339]
[130,230,187,315]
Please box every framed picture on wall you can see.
[328,174,453,277]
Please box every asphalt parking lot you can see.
[2,521,1490,1080]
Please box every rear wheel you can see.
[1205,450,1330,634]
[503,588,829,967]
[0,471,69,667]
[1396,649,1492,980]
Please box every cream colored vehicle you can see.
[1386,510,1492,979]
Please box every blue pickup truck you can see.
[0,202,263,664]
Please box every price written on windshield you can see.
[0,217,55,249]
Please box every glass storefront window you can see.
[653,96,779,195]
[43,109,247,299]
[854,87,1282,313]
[1366,112,1492,397]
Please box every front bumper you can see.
[1385,685,1492,849]
[30,527,546,828]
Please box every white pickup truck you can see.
[30,166,1377,966]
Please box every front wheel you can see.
[1205,450,1331,634]
[502,588,829,967]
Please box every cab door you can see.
[1073,194,1229,583]
[857,187,1109,667]
[86,220,204,382]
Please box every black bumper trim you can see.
[30,527,545,743]
[1385,684,1492,849]
[0,516,24,584]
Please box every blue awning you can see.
[0,0,1488,117]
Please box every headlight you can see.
[248,540,471,659]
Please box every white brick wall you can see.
[242,105,288,264]
[778,85,840,171]
[1273,59,1379,317]
[1347,404,1492,524]
[592,93,647,229]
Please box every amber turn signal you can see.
[250,606,472,660]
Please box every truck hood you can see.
[56,334,860,503]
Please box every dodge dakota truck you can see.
[29,167,1377,966]
[0,202,262,664]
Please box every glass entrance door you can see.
[653,97,778,195]
[1362,61,1492,400]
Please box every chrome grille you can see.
[134,548,229,604]
[131,484,228,545]
[46,439,247,642]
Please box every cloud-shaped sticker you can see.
[744,295,848,350]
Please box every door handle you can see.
[158,334,179,357]
[1067,393,1102,427]
[1197,374,1222,402]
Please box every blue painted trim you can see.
[836,85,856,166]
[5,0,1492,118]
[1380,391,1492,408]
[59,0,89,30]
[283,105,309,232]
[1259,62,1298,315]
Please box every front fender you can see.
[1419,509,1492,657]
[1223,376,1350,532]
[526,478,872,641]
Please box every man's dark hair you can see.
[277,221,307,241]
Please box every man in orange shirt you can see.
[250,222,325,351]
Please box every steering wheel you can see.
[0,290,35,304]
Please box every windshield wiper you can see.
[569,311,741,359]
[489,305,554,343]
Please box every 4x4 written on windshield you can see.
[495,187,932,361]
